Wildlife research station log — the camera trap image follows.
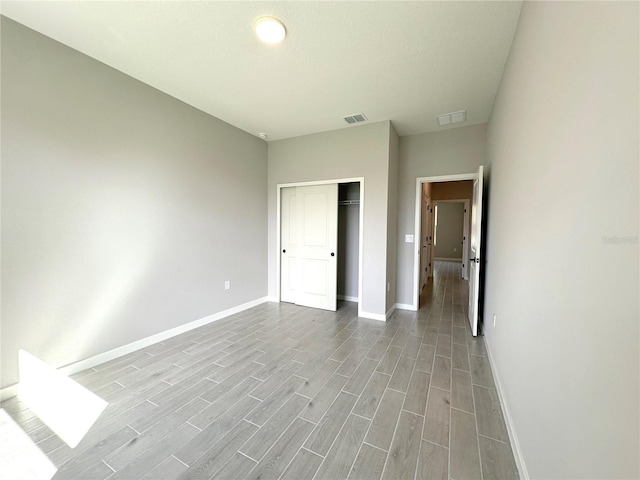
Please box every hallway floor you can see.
[2,261,519,479]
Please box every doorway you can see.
[431,199,470,279]
[276,177,364,315]
[413,168,484,336]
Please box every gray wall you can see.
[484,2,639,478]
[434,203,464,259]
[385,125,400,311]
[267,121,392,317]
[1,18,268,389]
[338,183,360,300]
[396,124,486,306]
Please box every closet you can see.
[280,182,360,311]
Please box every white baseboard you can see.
[0,296,270,402]
[434,257,462,262]
[337,295,359,302]
[385,304,396,319]
[0,384,18,402]
[394,303,416,311]
[483,335,529,479]
[358,311,386,322]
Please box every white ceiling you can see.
[1,1,522,141]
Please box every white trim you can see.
[338,295,359,302]
[483,335,530,480]
[434,257,463,262]
[276,177,365,317]
[0,384,18,402]
[266,296,279,303]
[394,303,416,311]
[413,172,478,310]
[0,296,270,402]
[385,304,396,319]
[358,311,386,322]
[463,199,470,281]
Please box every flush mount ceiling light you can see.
[255,17,286,44]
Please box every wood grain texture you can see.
[404,370,431,415]
[353,371,391,419]
[314,414,370,480]
[423,387,450,448]
[348,443,388,480]
[474,385,509,442]
[365,388,404,451]
[246,417,315,480]
[1,262,518,480]
[479,435,520,480]
[280,448,324,480]
[381,410,423,480]
[304,391,358,456]
[451,368,474,414]
[417,440,449,480]
[450,408,482,480]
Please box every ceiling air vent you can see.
[437,110,467,126]
[343,113,368,124]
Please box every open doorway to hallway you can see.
[419,180,473,306]
[413,167,485,337]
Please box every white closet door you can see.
[280,187,298,303]
[295,184,338,311]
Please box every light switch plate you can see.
[405,234,414,243]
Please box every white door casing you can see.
[468,166,484,336]
[462,199,470,280]
[280,187,298,303]
[412,172,480,312]
[420,195,431,290]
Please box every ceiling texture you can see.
[1,1,523,141]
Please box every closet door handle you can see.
[282,249,286,253]
[331,252,335,257]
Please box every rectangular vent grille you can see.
[437,110,466,126]
[343,113,368,124]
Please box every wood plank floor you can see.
[1,261,519,479]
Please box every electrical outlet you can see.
[225,281,230,290]
[493,313,497,327]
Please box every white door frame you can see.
[277,177,365,317]
[412,173,478,310]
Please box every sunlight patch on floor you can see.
[19,350,108,448]
[0,409,57,480]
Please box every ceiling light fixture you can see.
[258,133,268,140]
[255,17,286,44]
